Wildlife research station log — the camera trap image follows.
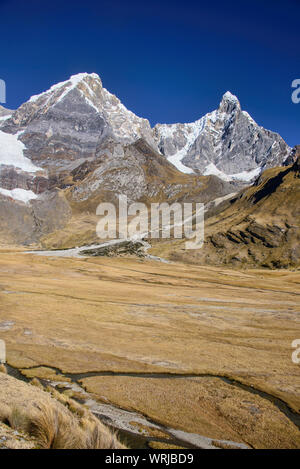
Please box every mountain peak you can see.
[28,72,102,104]
[219,91,241,113]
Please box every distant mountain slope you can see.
[0,73,291,195]
[39,139,237,249]
[0,137,236,247]
[151,148,300,269]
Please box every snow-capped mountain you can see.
[1,73,156,173]
[0,72,293,212]
[0,73,291,193]
[0,72,159,205]
[153,91,290,181]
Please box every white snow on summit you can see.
[27,72,155,146]
[29,73,99,103]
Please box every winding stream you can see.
[6,364,252,449]
[6,362,300,449]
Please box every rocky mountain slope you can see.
[151,149,300,269]
[0,105,12,119]
[154,92,290,179]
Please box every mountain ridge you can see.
[0,73,295,252]
[0,73,291,184]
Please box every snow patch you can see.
[0,115,11,121]
[0,130,41,172]
[0,187,38,204]
[203,162,261,182]
[203,163,231,181]
[160,117,207,174]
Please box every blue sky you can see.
[0,0,299,146]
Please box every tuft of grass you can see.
[80,416,125,449]
[0,403,11,424]
[9,407,30,432]
[2,391,126,449]
[30,378,44,390]
[28,404,78,449]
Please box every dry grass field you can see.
[0,248,299,448]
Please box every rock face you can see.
[0,75,290,186]
[65,138,237,210]
[81,240,146,257]
[284,145,300,166]
[0,190,71,244]
[154,92,290,180]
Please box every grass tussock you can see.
[30,378,44,390]
[0,381,125,449]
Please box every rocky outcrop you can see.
[0,166,48,193]
[81,240,146,257]
[284,145,300,166]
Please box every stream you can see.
[6,362,300,449]
[6,364,252,449]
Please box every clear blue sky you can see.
[0,0,299,146]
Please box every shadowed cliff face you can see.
[151,153,300,269]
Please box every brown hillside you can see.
[151,151,300,269]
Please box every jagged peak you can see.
[222,91,239,102]
[219,91,241,113]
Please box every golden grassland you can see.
[82,375,300,449]
[0,250,299,447]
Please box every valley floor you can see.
[0,248,299,448]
